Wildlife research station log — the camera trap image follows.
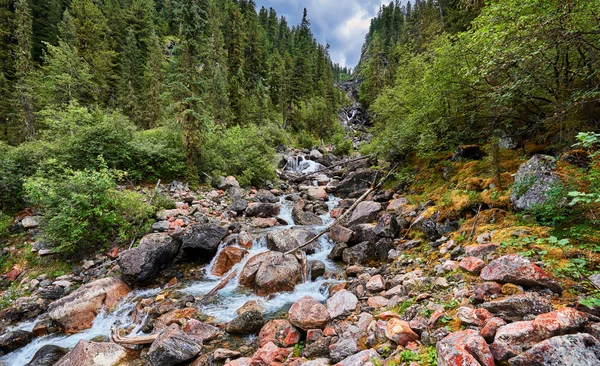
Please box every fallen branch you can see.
[289,155,374,182]
[285,163,399,255]
[111,327,158,345]
[196,269,239,305]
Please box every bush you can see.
[200,123,276,187]
[0,144,25,212]
[24,159,153,256]
[330,130,354,156]
[130,125,187,180]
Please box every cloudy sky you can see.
[254,0,393,68]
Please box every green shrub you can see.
[330,129,354,156]
[200,123,276,187]
[293,130,318,150]
[24,159,153,257]
[131,125,187,180]
[0,154,25,212]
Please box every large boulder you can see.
[26,345,67,366]
[258,319,301,347]
[211,246,248,276]
[0,330,33,354]
[373,213,400,238]
[253,189,279,204]
[480,255,562,294]
[225,310,265,335]
[329,225,354,244]
[288,296,330,330]
[238,251,280,287]
[118,233,181,284]
[147,324,202,366]
[48,277,130,334]
[490,308,589,361]
[266,228,318,254]
[292,200,323,226]
[508,333,600,366]
[437,329,495,366]
[181,224,228,262]
[348,201,382,226]
[336,169,377,196]
[342,241,375,264]
[481,292,554,321]
[326,289,358,319]
[55,340,129,366]
[512,154,562,211]
[245,203,280,218]
[255,253,302,296]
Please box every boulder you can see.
[348,201,382,226]
[258,319,301,347]
[217,176,240,190]
[292,200,323,226]
[328,242,348,260]
[0,330,33,354]
[253,189,278,204]
[119,233,181,284]
[491,308,589,361]
[480,317,507,342]
[55,340,129,366]
[308,260,326,280]
[307,187,328,201]
[255,253,302,296]
[329,225,354,244]
[481,292,554,321]
[182,319,220,341]
[250,342,289,365]
[266,228,318,254]
[211,246,248,276]
[147,325,202,366]
[335,349,383,366]
[373,213,400,238]
[181,224,228,262]
[511,155,562,211]
[342,241,375,264]
[245,203,280,218]
[226,310,265,335]
[366,275,385,292]
[351,223,378,244]
[238,251,280,287]
[336,169,377,196]
[26,345,67,366]
[326,289,358,319]
[288,296,331,330]
[229,198,248,214]
[21,216,40,229]
[437,329,495,366]
[329,337,359,363]
[480,255,562,294]
[459,257,486,275]
[48,277,130,334]
[508,333,600,366]
[385,318,419,346]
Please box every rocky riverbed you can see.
[1,149,600,366]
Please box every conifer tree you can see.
[14,0,36,140]
[144,31,163,128]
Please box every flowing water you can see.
[2,158,341,365]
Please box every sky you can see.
[254,0,393,68]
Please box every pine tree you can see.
[14,0,36,140]
[0,0,15,142]
[118,28,143,126]
[144,31,163,128]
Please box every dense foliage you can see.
[358,0,600,160]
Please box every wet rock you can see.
[366,275,385,292]
[307,187,328,201]
[226,310,265,335]
[55,340,128,366]
[250,341,289,365]
[309,260,326,280]
[329,225,354,244]
[511,155,562,211]
[348,201,382,226]
[119,233,181,284]
[245,203,280,217]
[326,289,358,319]
[465,243,499,259]
[373,213,400,238]
[253,189,278,204]
[342,241,375,264]
[481,292,554,321]
[329,337,359,363]
[48,277,130,334]
[266,228,318,254]
[508,333,600,366]
[336,169,377,196]
[0,330,33,354]
[437,329,495,366]
[238,251,280,287]
[182,319,220,341]
[292,200,323,226]
[491,308,589,360]
[148,324,202,366]
[26,345,67,366]
[258,319,301,347]
[335,349,383,366]
[181,224,228,262]
[385,318,419,346]
[288,296,331,330]
[211,246,248,276]
[255,253,302,296]
[480,254,562,294]
[237,231,253,249]
[459,257,486,275]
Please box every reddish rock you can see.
[307,187,328,201]
[386,198,408,212]
[457,307,493,327]
[437,329,495,366]
[211,246,248,276]
[329,225,354,244]
[323,326,337,337]
[330,208,345,218]
[107,247,119,259]
[366,275,385,292]
[459,257,486,274]
[55,340,128,366]
[465,243,499,259]
[473,282,503,302]
[169,219,185,229]
[252,218,278,228]
[258,319,301,347]
[165,277,178,288]
[326,289,358,319]
[385,318,419,346]
[48,277,130,334]
[288,296,331,331]
[182,319,220,341]
[4,266,23,282]
[334,349,382,366]
[491,308,589,360]
[306,329,323,342]
[367,296,388,308]
[238,251,280,287]
[236,300,263,315]
[480,255,562,294]
[250,341,289,365]
[223,357,251,366]
[255,253,302,296]
[480,317,506,342]
[328,282,349,296]
[154,308,198,331]
[348,201,382,226]
[238,231,254,249]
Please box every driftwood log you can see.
[111,327,158,345]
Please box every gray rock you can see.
[151,221,170,232]
[245,203,280,217]
[21,216,40,229]
[336,169,377,196]
[266,228,318,254]
[292,200,323,226]
[38,285,64,300]
[326,289,358,319]
[342,241,375,264]
[55,340,129,366]
[352,223,378,244]
[481,293,554,321]
[308,260,326,280]
[373,213,400,238]
[335,349,383,366]
[225,310,265,335]
[181,224,227,262]
[147,324,202,366]
[512,154,562,211]
[25,345,67,366]
[329,337,359,363]
[119,233,181,284]
[253,189,279,204]
[229,198,248,214]
[0,330,34,354]
[508,333,600,366]
[348,201,382,226]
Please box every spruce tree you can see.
[14,0,36,140]
[144,31,163,128]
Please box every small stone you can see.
[366,275,385,292]
[459,256,486,274]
